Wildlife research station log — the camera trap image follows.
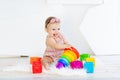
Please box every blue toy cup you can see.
[84,62,94,73]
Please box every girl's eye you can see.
[52,29,55,31]
[58,28,60,30]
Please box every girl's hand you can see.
[65,44,72,48]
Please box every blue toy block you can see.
[84,62,94,73]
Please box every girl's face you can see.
[46,23,61,37]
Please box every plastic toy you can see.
[32,61,42,73]
[70,60,83,69]
[80,53,90,61]
[30,57,41,64]
[30,57,42,73]
[65,47,80,59]
[84,62,94,73]
[56,47,80,69]
[85,57,96,67]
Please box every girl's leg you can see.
[42,56,53,70]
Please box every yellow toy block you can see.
[85,57,96,67]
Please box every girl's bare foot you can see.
[43,62,50,70]
[42,56,53,70]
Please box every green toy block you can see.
[80,53,90,61]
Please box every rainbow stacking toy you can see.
[56,47,80,69]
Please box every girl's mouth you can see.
[53,34,56,36]
[53,34,58,37]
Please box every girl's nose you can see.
[55,30,59,33]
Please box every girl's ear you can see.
[45,28,48,32]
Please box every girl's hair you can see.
[45,16,60,28]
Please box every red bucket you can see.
[30,57,42,73]
[32,61,42,73]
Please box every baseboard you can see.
[0,55,29,58]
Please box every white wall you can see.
[80,0,120,55]
[0,0,65,56]
[0,0,110,56]
[0,0,43,56]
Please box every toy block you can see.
[32,61,42,73]
[85,57,96,67]
[30,57,41,64]
[70,60,83,69]
[80,53,90,61]
[84,62,94,73]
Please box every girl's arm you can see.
[46,37,71,50]
[61,35,69,44]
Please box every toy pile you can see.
[30,47,96,74]
[56,47,96,73]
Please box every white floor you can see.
[0,55,120,80]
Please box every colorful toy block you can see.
[85,57,96,67]
[30,57,41,64]
[70,60,83,69]
[80,53,90,61]
[84,62,94,73]
[32,61,42,73]
[30,57,42,73]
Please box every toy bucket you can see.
[30,57,41,64]
[32,61,42,73]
